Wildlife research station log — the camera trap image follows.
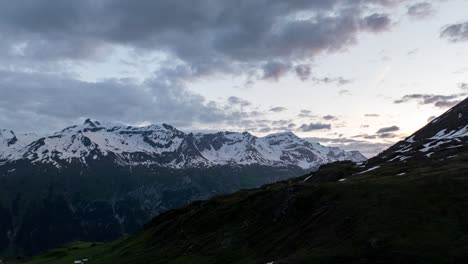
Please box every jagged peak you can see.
[263,131,300,140]
[161,123,176,130]
[53,121,185,142]
[83,118,101,127]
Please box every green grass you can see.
[10,242,113,264]
[14,155,468,263]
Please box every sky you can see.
[1,0,468,157]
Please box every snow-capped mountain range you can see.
[0,119,366,169]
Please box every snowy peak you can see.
[83,118,100,127]
[17,120,186,166]
[374,97,468,163]
[0,120,366,169]
[0,129,37,161]
[195,130,365,168]
[0,129,17,146]
[263,131,300,141]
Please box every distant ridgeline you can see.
[0,120,365,257]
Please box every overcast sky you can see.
[1,0,468,157]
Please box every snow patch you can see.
[406,136,415,143]
[356,166,380,175]
[301,175,313,183]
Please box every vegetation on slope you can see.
[14,153,468,264]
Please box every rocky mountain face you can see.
[0,120,365,258]
[370,97,468,165]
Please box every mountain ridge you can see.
[368,97,468,166]
[0,119,366,169]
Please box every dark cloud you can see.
[271,120,291,126]
[258,127,272,133]
[378,132,398,138]
[228,96,251,107]
[435,100,462,108]
[323,115,338,121]
[354,131,400,139]
[394,93,464,108]
[261,61,291,81]
[441,21,468,42]
[253,119,297,133]
[269,107,287,113]
[407,2,434,19]
[298,123,331,132]
[377,125,400,134]
[295,64,311,81]
[360,13,392,32]
[0,1,402,76]
[0,0,411,131]
[298,109,316,118]
[353,134,377,140]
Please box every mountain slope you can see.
[18,154,468,264]
[18,98,468,264]
[370,97,468,165]
[0,121,365,258]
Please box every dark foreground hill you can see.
[13,99,468,263]
[15,155,468,264]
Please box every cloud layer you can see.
[299,123,332,132]
[394,94,465,108]
[441,21,468,42]
[0,0,430,158]
[0,0,408,132]
[407,2,434,19]
[0,0,400,76]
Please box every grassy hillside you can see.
[0,161,305,258]
[13,154,468,264]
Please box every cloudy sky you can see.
[1,0,468,157]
